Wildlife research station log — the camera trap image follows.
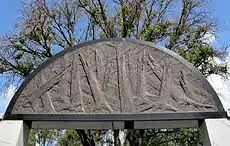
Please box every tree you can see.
[58,130,104,146]
[28,129,60,146]
[124,128,202,146]
[0,0,228,145]
[58,130,82,146]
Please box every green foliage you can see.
[58,129,104,146]
[28,129,60,146]
[124,128,202,146]
[140,21,172,42]
[0,62,5,73]
[58,130,82,146]
[178,44,227,76]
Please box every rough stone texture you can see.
[11,39,219,114]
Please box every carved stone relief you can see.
[11,40,218,114]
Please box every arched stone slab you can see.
[4,38,225,121]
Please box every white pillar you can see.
[200,118,230,146]
[0,120,30,146]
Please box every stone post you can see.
[0,120,30,146]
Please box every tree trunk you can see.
[76,130,95,146]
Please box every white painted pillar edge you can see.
[227,110,230,117]
[0,120,30,146]
[200,118,230,146]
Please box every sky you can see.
[212,0,230,47]
[0,1,22,35]
[1,0,230,114]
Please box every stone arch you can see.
[4,38,225,120]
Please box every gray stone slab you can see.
[4,38,225,120]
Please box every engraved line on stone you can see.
[136,52,142,96]
[70,54,77,103]
[137,49,158,107]
[105,43,116,49]
[124,44,138,55]
[41,74,57,113]
[79,53,97,103]
[139,49,146,99]
[147,81,159,91]
[116,42,122,112]
[70,54,85,112]
[121,52,133,112]
[147,54,162,81]
[127,53,132,90]
[44,92,56,112]
[22,64,70,112]
[160,65,179,111]
[79,53,113,112]
[139,65,179,112]
[95,49,104,83]
[178,71,213,108]
[116,41,134,112]
[103,52,111,91]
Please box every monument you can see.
[0,38,228,145]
